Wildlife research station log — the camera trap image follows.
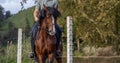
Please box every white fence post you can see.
[17,28,22,63]
[67,16,73,63]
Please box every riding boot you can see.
[56,35,61,57]
[30,39,38,62]
[55,24,62,57]
[30,39,35,59]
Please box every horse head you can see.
[40,5,61,36]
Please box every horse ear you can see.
[43,4,47,10]
[54,5,58,10]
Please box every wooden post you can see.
[67,16,73,63]
[17,28,22,63]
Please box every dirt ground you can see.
[61,56,120,63]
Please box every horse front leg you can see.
[48,53,55,63]
[55,56,62,63]
[36,51,45,63]
[37,55,46,63]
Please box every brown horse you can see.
[35,5,62,63]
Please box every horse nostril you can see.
[49,30,56,35]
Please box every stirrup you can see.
[29,52,35,59]
[30,52,38,62]
[56,50,61,57]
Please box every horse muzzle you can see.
[49,30,56,36]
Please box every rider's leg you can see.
[30,22,40,59]
[55,24,62,56]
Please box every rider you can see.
[30,0,62,59]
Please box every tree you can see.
[0,5,4,22]
[5,11,11,19]
[24,17,31,37]
[7,22,17,43]
[59,0,120,49]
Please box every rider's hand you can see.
[34,17,39,22]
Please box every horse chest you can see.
[36,36,56,53]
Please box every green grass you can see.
[22,37,34,63]
[0,42,17,63]
[0,7,34,35]
[0,37,34,63]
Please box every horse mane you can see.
[39,7,61,20]
[47,7,61,18]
